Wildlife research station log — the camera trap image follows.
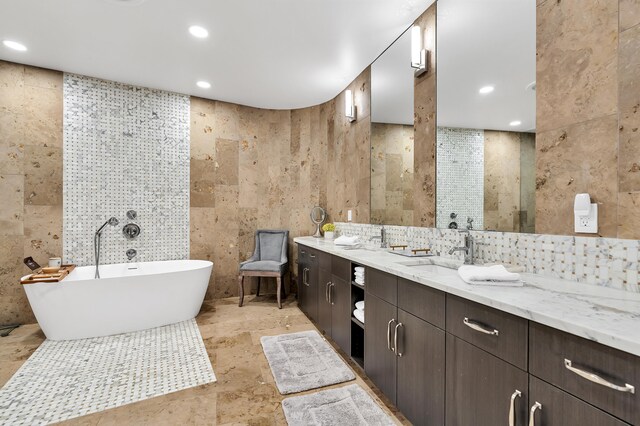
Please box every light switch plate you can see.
[574,203,598,233]
[347,210,353,222]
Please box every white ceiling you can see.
[437,0,536,132]
[371,0,535,132]
[0,0,434,110]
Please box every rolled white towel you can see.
[334,235,360,246]
[458,265,523,287]
[355,301,364,311]
[353,309,365,324]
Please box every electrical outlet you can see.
[574,204,598,233]
[347,210,353,222]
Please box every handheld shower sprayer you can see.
[95,217,119,278]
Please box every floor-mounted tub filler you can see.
[22,259,213,341]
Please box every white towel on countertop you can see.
[353,309,365,324]
[334,235,360,246]
[355,301,364,311]
[458,265,523,287]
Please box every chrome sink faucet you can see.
[369,226,388,248]
[448,230,474,265]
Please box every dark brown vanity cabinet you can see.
[316,254,351,355]
[364,269,446,426]
[296,246,317,322]
[445,296,529,426]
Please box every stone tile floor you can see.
[0,295,409,425]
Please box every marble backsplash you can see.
[334,222,639,293]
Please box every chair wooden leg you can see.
[256,276,261,296]
[238,275,245,307]
[276,275,282,309]
[281,273,287,298]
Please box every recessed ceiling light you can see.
[2,40,27,52]
[479,85,494,94]
[509,120,522,126]
[196,81,211,89]
[189,25,209,39]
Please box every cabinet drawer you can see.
[397,278,445,329]
[446,295,527,369]
[366,268,397,305]
[530,323,640,425]
[529,375,629,426]
[313,251,331,271]
[331,255,350,280]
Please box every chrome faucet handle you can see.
[126,249,137,260]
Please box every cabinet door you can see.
[305,258,318,322]
[397,309,445,426]
[446,334,529,426]
[297,248,308,316]
[364,293,398,404]
[316,267,332,336]
[330,274,351,355]
[528,376,629,426]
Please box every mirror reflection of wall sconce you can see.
[345,89,356,122]
[411,24,428,76]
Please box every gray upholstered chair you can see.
[238,229,289,308]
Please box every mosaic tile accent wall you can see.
[63,74,190,266]
[335,222,640,293]
[436,127,484,229]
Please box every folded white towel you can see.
[355,301,364,311]
[354,266,364,272]
[334,235,360,246]
[354,272,365,278]
[355,278,365,285]
[353,309,365,324]
[458,265,523,287]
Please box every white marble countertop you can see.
[295,236,640,357]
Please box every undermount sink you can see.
[395,259,460,276]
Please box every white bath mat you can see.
[261,330,355,394]
[0,319,216,425]
[282,384,396,425]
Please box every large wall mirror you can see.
[370,28,415,226]
[370,0,536,233]
[436,0,536,232]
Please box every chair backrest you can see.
[256,230,289,262]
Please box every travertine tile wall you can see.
[0,61,63,324]
[536,0,640,239]
[190,68,371,298]
[413,3,437,227]
[370,123,414,225]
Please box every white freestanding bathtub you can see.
[22,260,213,341]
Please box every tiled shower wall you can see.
[335,222,640,292]
[436,127,484,229]
[63,74,190,266]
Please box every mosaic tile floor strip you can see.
[0,319,216,425]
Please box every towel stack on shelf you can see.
[353,300,365,324]
[354,267,365,286]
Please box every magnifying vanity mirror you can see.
[310,206,327,238]
[370,0,536,233]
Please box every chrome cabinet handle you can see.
[301,250,306,255]
[330,283,335,305]
[325,282,331,302]
[394,323,403,357]
[309,254,316,258]
[387,319,396,352]
[528,402,542,426]
[564,359,635,394]
[303,268,309,286]
[463,317,499,336]
[509,390,521,426]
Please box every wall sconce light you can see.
[411,24,428,77]
[345,89,356,122]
